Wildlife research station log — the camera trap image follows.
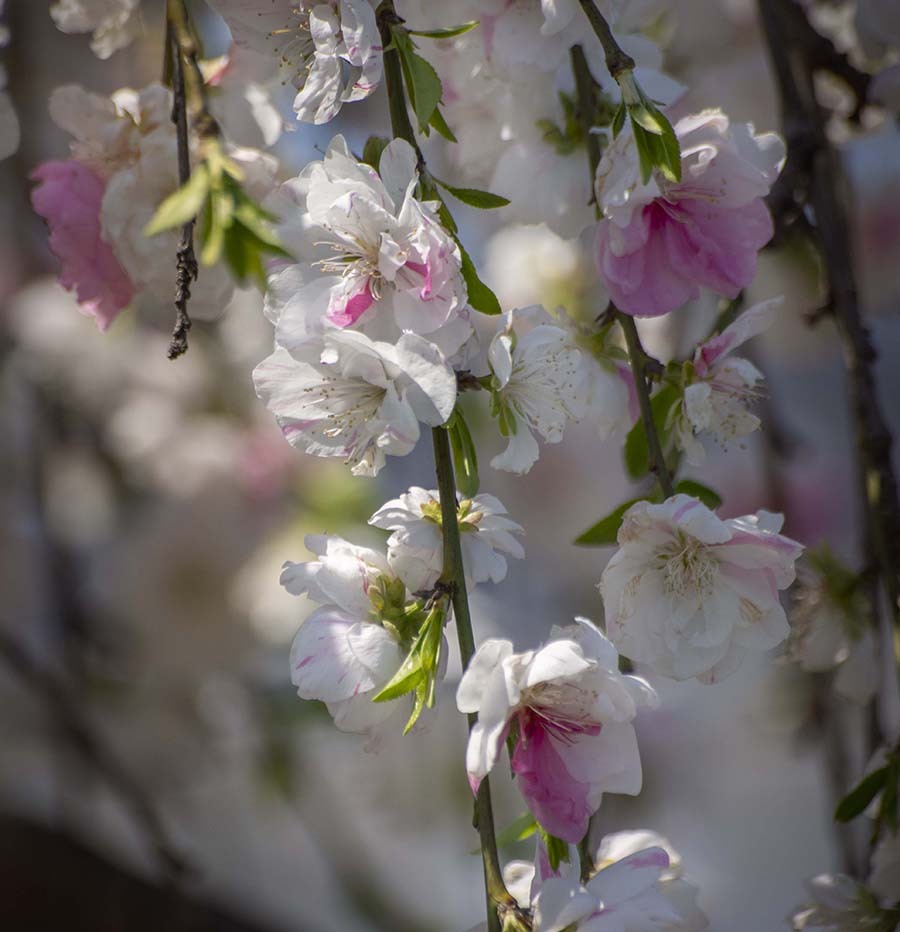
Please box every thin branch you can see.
[0,627,186,881]
[167,20,196,360]
[163,0,219,359]
[575,0,635,80]
[619,313,675,497]
[376,4,516,928]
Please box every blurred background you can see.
[2,1,899,930]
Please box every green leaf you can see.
[428,106,458,142]
[371,652,426,703]
[460,243,501,315]
[393,29,444,134]
[623,382,680,480]
[495,813,539,848]
[200,187,234,267]
[435,179,510,209]
[408,21,479,39]
[611,101,626,138]
[834,767,889,822]
[143,165,210,237]
[362,135,390,170]
[575,498,643,546]
[539,829,570,872]
[449,410,480,497]
[673,480,722,510]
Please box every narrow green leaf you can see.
[408,21,479,39]
[495,813,539,848]
[673,480,722,510]
[623,382,680,480]
[372,653,426,703]
[435,179,510,209]
[611,101,626,139]
[460,244,501,315]
[200,187,234,266]
[429,106,458,142]
[144,165,210,237]
[362,135,390,170]
[629,103,667,136]
[393,29,443,133]
[834,767,889,822]
[575,498,643,546]
[539,830,570,871]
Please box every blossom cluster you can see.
[32,0,894,929]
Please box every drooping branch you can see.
[376,4,517,929]
[163,0,219,360]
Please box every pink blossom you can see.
[594,110,784,317]
[30,160,134,330]
[457,619,656,843]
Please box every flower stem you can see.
[576,0,635,80]
[619,313,675,498]
[377,4,515,927]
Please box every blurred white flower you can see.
[786,551,878,705]
[791,873,899,931]
[50,0,140,59]
[869,829,900,905]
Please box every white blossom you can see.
[207,0,382,124]
[368,486,524,592]
[280,534,396,618]
[253,330,457,477]
[488,306,589,474]
[600,495,803,683]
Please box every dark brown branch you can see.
[759,0,900,715]
[0,627,186,881]
[167,20,196,360]
[576,0,635,80]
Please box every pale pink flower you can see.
[457,619,657,843]
[600,495,803,683]
[30,160,135,330]
[594,110,784,317]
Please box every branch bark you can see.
[377,5,516,928]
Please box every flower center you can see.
[660,534,719,599]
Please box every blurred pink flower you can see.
[30,159,134,330]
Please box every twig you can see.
[576,0,635,79]
[759,0,900,628]
[163,0,219,359]
[0,627,186,881]
[167,20,196,360]
[619,313,675,497]
[377,4,516,928]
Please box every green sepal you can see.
[539,829,570,872]
[448,408,480,497]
